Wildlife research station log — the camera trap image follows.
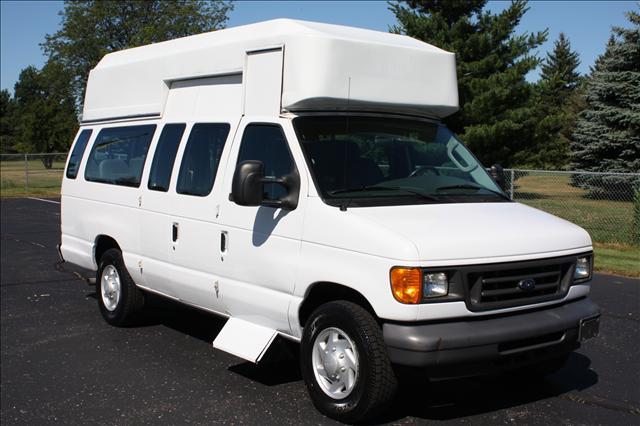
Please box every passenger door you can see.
[162,122,234,312]
[139,123,186,297]
[217,120,306,333]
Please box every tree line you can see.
[1,0,638,178]
[0,0,233,159]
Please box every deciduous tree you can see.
[12,62,78,164]
[42,0,234,107]
[0,89,16,153]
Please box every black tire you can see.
[300,301,397,423]
[96,248,144,326]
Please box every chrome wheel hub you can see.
[100,265,121,312]
[312,327,359,399]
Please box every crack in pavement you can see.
[1,235,49,249]
[0,277,77,288]
[561,393,640,416]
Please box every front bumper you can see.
[383,298,600,376]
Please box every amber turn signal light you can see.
[390,267,422,304]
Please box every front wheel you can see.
[97,248,143,326]
[300,301,397,423]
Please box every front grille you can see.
[464,256,576,311]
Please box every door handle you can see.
[220,231,228,253]
[172,222,179,242]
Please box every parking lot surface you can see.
[1,197,639,425]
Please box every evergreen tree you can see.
[539,33,581,96]
[390,0,547,166]
[570,10,640,199]
[12,62,79,164]
[514,33,581,168]
[42,0,233,107]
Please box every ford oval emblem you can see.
[518,278,536,291]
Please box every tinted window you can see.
[148,123,186,192]
[85,124,156,187]
[294,116,504,207]
[66,129,93,179]
[237,124,294,200]
[176,123,230,196]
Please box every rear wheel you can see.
[301,301,397,423]
[97,248,143,326]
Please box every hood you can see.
[346,202,592,263]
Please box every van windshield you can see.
[293,115,508,207]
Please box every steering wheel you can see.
[410,166,441,177]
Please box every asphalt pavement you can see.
[1,197,639,425]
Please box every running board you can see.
[212,317,278,363]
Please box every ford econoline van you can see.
[59,19,600,422]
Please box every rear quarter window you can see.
[84,124,156,187]
[66,129,93,179]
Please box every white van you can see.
[59,19,600,422]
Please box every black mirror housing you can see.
[490,164,506,191]
[231,160,300,210]
[232,160,265,206]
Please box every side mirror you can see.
[231,160,265,206]
[231,160,300,210]
[490,164,506,191]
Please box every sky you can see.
[0,0,635,93]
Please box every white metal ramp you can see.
[212,317,278,363]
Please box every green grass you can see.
[513,173,639,277]
[0,159,65,198]
[594,243,640,278]
[514,173,636,246]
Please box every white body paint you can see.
[60,19,593,361]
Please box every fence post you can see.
[509,169,515,200]
[24,154,29,191]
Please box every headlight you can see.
[424,272,449,298]
[574,256,592,282]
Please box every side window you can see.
[85,124,156,187]
[237,124,294,200]
[66,129,93,179]
[176,123,230,196]
[148,123,186,192]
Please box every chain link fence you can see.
[498,169,640,247]
[0,153,68,197]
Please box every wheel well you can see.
[298,282,378,327]
[94,235,120,265]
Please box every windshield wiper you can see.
[329,185,439,201]
[435,183,511,201]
